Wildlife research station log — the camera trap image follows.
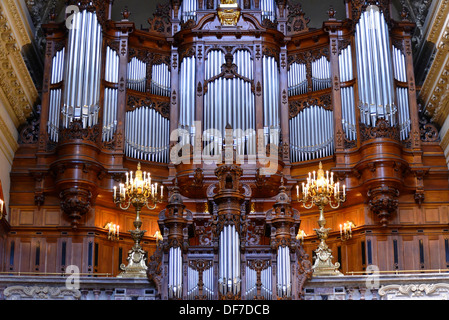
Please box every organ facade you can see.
[3,0,449,300]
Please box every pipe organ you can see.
[203,49,256,156]
[62,9,102,129]
[355,5,396,127]
[13,0,447,302]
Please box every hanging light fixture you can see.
[114,162,163,278]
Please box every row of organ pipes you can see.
[168,247,183,299]
[103,46,119,142]
[187,263,215,300]
[355,5,396,127]
[339,45,357,142]
[63,9,102,129]
[245,262,273,300]
[218,225,241,296]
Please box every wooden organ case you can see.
[6,0,449,300]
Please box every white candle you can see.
[117,225,120,238]
[340,224,342,236]
[161,185,164,198]
[113,186,117,200]
[126,172,129,184]
[297,185,300,198]
[343,185,346,196]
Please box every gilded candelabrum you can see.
[114,162,163,278]
[297,162,346,276]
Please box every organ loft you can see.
[1,0,449,301]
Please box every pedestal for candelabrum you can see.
[114,163,163,278]
[297,162,346,276]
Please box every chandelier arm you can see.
[301,201,314,210]
[145,200,157,211]
[328,199,341,209]
[119,199,132,211]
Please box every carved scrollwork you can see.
[18,106,41,144]
[286,2,310,34]
[59,120,101,144]
[127,94,170,118]
[367,185,400,227]
[289,93,332,118]
[419,114,440,142]
[147,3,172,35]
[359,118,400,142]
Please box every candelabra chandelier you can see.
[340,221,355,241]
[113,162,163,278]
[297,162,346,276]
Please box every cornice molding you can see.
[2,0,33,47]
[419,0,449,126]
[0,1,38,126]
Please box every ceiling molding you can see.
[0,0,39,126]
[418,0,449,125]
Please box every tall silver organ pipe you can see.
[288,62,307,96]
[203,50,255,156]
[393,46,411,140]
[168,247,182,299]
[125,107,170,163]
[180,0,197,22]
[179,56,196,147]
[263,55,280,147]
[339,45,357,141]
[102,46,119,142]
[218,225,241,296]
[48,48,65,142]
[311,56,331,91]
[245,262,272,300]
[289,106,334,162]
[151,64,171,97]
[276,246,291,298]
[187,263,214,300]
[62,9,102,129]
[355,5,396,127]
[260,0,276,22]
[127,57,147,92]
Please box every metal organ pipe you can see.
[219,225,240,296]
[263,55,280,148]
[393,46,410,140]
[179,56,196,147]
[102,46,119,142]
[261,0,276,22]
[125,107,169,163]
[288,62,307,96]
[181,0,197,23]
[203,50,255,157]
[48,48,65,142]
[168,247,182,299]
[127,57,147,92]
[339,45,357,142]
[63,10,102,129]
[289,106,334,162]
[151,64,171,97]
[277,246,291,298]
[311,56,331,91]
[355,5,395,127]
